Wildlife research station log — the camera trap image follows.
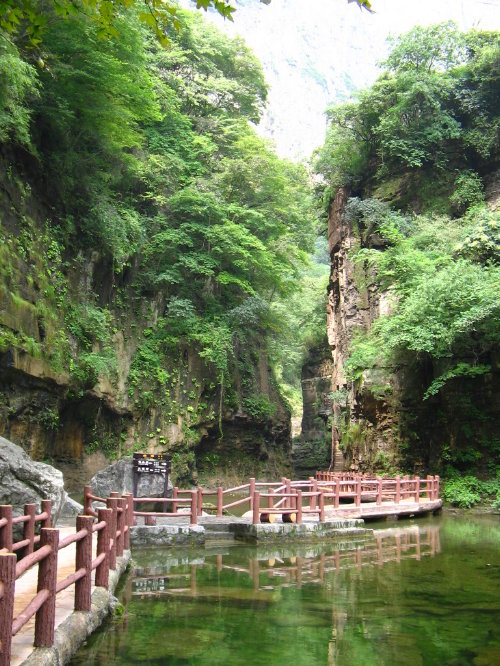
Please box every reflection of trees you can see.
[74,519,500,665]
[132,524,441,596]
[128,524,441,665]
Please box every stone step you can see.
[334,445,345,472]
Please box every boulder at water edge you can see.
[0,435,67,524]
[90,457,173,500]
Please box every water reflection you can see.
[71,516,500,666]
[132,524,441,597]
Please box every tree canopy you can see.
[315,23,500,474]
[0,0,373,47]
[0,2,317,415]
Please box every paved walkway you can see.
[11,525,96,666]
[132,498,442,527]
[324,498,442,520]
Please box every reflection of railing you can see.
[83,474,441,528]
[0,493,134,666]
[131,526,441,596]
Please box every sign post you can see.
[132,454,171,524]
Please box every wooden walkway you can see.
[1,496,133,666]
[10,525,92,666]
[1,473,441,665]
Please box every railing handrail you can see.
[81,473,440,529]
[0,495,134,666]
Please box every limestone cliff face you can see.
[292,343,333,478]
[0,170,290,485]
[326,188,399,471]
[325,185,500,474]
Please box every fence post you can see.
[0,552,16,666]
[310,478,317,511]
[34,528,59,647]
[197,487,203,517]
[334,479,340,509]
[395,476,401,503]
[83,485,93,515]
[285,479,292,509]
[190,490,198,526]
[355,477,361,507]
[116,498,125,557]
[268,488,274,510]
[75,515,93,612]
[96,508,111,589]
[0,506,13,553]
[106,497,118,570]
[252,491,260,525]
[172,487,178,514]
[376,477,382,506]
[435,475,440,499]
[319,491,325,522]
[217,487,223,518]
[296,490,303,525]
[414,476,421,503]
[249,478,256,510]
[41,499,52,528]
[22,503,36,559]
[121,496,129,552]
[125,494,133,549]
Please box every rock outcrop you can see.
[326,189,399,471]
[90,457,173,499]
[292,343,333,477]
[0,435,67,524]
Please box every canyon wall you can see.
[0,166,290,485]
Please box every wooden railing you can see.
[0,493,134,666]
[81,473,440,530]
[315,472,440,506]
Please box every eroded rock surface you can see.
[90,456,173,499]
[0,435,67,523]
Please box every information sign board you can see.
[132,453,171,499]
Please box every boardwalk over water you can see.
[1,473,441,665]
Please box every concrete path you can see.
[324,498,442,520]
[11,525,97,666]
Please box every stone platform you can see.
[128,498,442,548]
[129,515,368,547]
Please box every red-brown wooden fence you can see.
[0,493,133,666]
[82,473,440,529]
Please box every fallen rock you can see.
[60,496,83,519]
[0,435,67,525]
[90,456,173,500]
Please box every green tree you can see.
[0,0,373,47]
[315,23,500,208]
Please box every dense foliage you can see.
[0,4,318,455]
[315,23,500,480]
[315,22,500,212]
[0,0,373,47]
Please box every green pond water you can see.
[71,514,500,666]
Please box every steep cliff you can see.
[292,342,333,477]
[315,24,500,476]
[0,158,291,485]
[0,7,315,486]
[326,189,400,471]
[325,183,500,474]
